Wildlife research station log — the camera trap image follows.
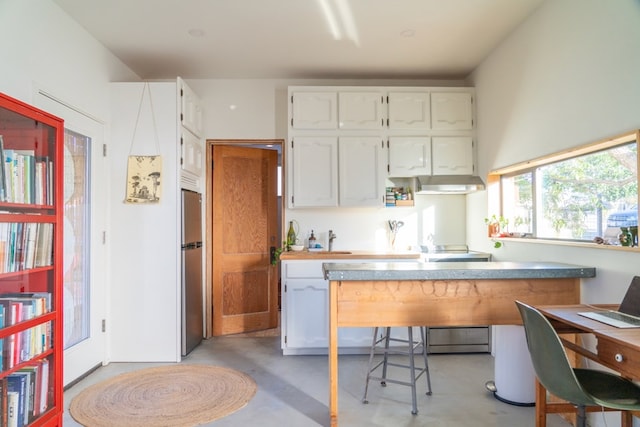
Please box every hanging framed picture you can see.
[125,155,162,203]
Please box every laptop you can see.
[578,276,640,328]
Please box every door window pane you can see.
[63,130,91,348]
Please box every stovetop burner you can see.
[421,244,491,262]
[432,244,469,253]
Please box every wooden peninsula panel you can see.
[334,278,580,327]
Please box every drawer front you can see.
[597,339,640,378]
[284,261,324,279]
[428,327,490,345]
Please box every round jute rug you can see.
[69,364,257,427]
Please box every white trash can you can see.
[492,325,536,405]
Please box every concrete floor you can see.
[63,336,571,427]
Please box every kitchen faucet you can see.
[328,230,337,251]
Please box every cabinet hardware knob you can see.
[615,353,624,362]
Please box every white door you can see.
[35,91,108,386]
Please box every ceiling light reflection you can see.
[316,0,359,46]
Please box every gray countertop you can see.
[322,261,596,281]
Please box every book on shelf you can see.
[6,391,18,427]
[0,144,51,205]
[37,359,49,415]
[7,373,26,427]
[0,377,7,427]
[0,361,49,426]
[0,135,6,202]
[16,367,38,425]
[0,223,54,273]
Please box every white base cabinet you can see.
[281,260,372,355]
[281,259,419,355]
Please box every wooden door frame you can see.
[205,139,285,337]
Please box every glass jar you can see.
[619,227,632,246]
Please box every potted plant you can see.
[485,214,508,237]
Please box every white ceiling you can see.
[53,0,544,80]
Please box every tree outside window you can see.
[498,134,637,245]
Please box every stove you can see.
[421,244,492,263]
[421,244,492,354]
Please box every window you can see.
[491,131,638,244]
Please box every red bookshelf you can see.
[0,92,63,426]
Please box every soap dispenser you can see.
[308,230,316,249]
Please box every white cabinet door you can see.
[338,92,384,129]
[291,92,338,129]
[387,92,431,129]
[284,278,329,348]
[179,77,203,137]
[180,128,203,191]
[432,136,474,175]
[388,136,431,177]
[431,92,473,130]
[290,136,338,207]
[339,136,385,207]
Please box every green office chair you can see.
[515,301,640,427]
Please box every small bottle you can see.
[308,230,316,249]
[287,221,296,249]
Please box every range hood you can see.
[416,175,486,194]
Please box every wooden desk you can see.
[537,305,640,427]
[324,261,596,426]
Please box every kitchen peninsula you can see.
[322,261,596,426]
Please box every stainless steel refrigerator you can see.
[181,189,203,356]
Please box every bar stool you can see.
[362,326,432,415]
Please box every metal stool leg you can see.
[362,326,434,414]
[420,327,432,395]
[407,327,419,414]
[381,327,391,386]
[362,327,379,404]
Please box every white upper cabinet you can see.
[338,92,385,130]
[290,136,339,207]
[179,77,203,137]
[431,92,473,130]
[388,136,431,177]
[287,86,477,207]
[291,92,338,129]
[387,92,431,129]
[180,128,203,188]
[339,136,385,207]
[432,136,474,175]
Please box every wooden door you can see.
[212,145,279,335]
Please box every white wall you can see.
[187,78,471,250]
[109,82,181,362]
[468,3,640,423]
[468,0,640,297]
[0,0,138,118]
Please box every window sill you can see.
[493,236,640,252]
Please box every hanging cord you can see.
[128,82,161,156]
